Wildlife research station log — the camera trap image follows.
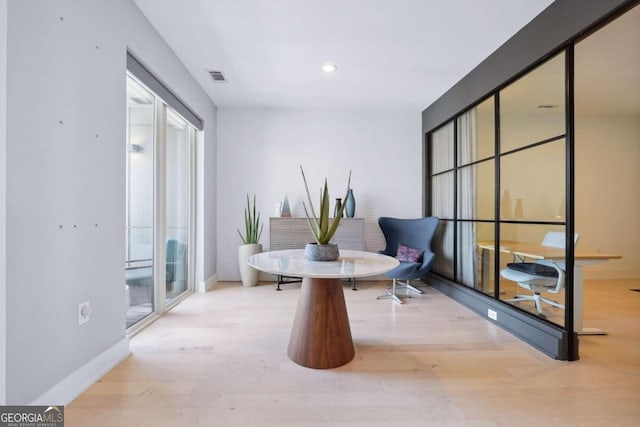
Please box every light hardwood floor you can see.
[66,279,640,426]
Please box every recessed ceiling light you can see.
[322,63,337,73]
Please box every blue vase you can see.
[334,198,343,218]
[345,189,355,218]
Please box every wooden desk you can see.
[248,249,399,369]
[478,240,621,335]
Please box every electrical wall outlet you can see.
[487,308,497,321]
[78,301,93,325]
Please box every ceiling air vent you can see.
[208,70,227,83]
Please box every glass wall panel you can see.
[500,139,565,221]
[575,4,640,288]
[165,109,191,303]
[427,41,567,332]
[457,160,494,220]
[431,172,454,220]
[470,222,495,295]
[458,222,495,294]
[432,220,454,279]
[500,52,565,153]
[431,121,454,174]
[458,97,495,165]
[456,221,476,288]
[498,223,566,326]
[125,77,155,328]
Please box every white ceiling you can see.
[133,0,554,110]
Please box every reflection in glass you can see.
[457,160,494,220]
[432,172,454,219]
[432,220,454,279]
[458,222,494,294]
[500,139,565,221]
[500,52,565,153]
[125,76,155,328]
[431,121,454,174]
[456,221,476,288]
[498,223,566,327]
[165,109,190,303]
[458,97,495,165]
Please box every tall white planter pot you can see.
[238,243,262,287]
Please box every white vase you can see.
[238,243,262,287]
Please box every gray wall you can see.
[0,0,7,406]
[5,0,217,404]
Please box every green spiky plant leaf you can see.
[237,194,263,245]
[300,166,351,245]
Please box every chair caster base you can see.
[399,283,424,294]
[377,293,404,304]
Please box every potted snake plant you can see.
[300,166,351,261]
[237,194,264,286]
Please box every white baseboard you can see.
[197,273,217,292]
[30,336,130,406]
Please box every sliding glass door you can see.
[125,73,196,331]
[165,109,193,303]
[126,77,155,328]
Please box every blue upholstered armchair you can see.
[377,216,439,304]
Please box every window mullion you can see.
[154,101,167,313]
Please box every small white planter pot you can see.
[238,243,262,287]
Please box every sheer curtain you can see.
[457,110,477,287]
[431,122,454,278]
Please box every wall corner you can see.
[0,0,9,405]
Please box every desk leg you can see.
[574,265,607,335]
[479,248,504,294]
[287,277,355,368]
[481,248,490,291]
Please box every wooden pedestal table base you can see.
[247,249,399,369]
[287,277,354,369]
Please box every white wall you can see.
[576,114,640,279]
[5,0,216,404]
[495,111,639,279]
[500,112,566,224]
[0,0,7,406]
[217,108,422,281]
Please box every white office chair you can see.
[501,232,579,317]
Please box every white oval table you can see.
[248,249,399,369]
